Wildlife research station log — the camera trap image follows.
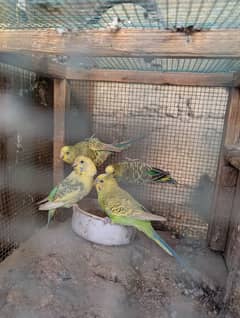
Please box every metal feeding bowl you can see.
[72,199,136,246]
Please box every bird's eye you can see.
[66,151,70,155]
[100,180,104,183]
[80,160,84,164]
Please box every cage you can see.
[0,0,240,317]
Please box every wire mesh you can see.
[0,0,239,30]
[69,80,229,238]
[0,64,53,262]
[68,56,240,74]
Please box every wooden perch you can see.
[225,144,240,170]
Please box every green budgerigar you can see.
[60,136,144,167]
[95,173,181,262]
[38,155,97,226]
[105,159,177,185]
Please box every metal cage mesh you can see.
[69,80,229,238]
[0,64,53,262]
[68,56,240,74]
[0,0,239,30]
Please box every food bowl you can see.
[72,198,136,246]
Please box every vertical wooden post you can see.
[222,174,240,316]
[53,79,70,185]
[208,88,240,251]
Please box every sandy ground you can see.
[0,219,228,318]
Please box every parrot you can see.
[38,155,97,226]
[60,135,145,167]
[94,173,182,264]
[105,158,177,185]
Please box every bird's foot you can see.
[72,204,79,209]
[103,217,112,225]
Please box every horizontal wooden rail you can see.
[0,29,240,57]
[66,68,236,86]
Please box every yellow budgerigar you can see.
[60,136,144,167]
[95,173,183,264]
[38,155,97,226]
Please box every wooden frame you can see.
[0,53,239,87]
[223,174,240,316]
[224,144,240,170]
[208,88,240,252]
[66,69,237,86]
[0,29,240,57]
[53,79,70,184]
[0,28,239,254]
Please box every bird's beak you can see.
[60,153,64,159]
[72,162,77,168]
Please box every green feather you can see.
[47,209,56,227]
[48,186,58,201]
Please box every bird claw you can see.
[103,217,112,225]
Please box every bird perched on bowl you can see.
[38,155,97,226]
[105,158,177,185]
[94,173,182,262]
[60,135,144,167]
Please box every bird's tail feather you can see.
[37,196,49,205]
[47,209,56,227]
[148,167,177,184]
[152,231,186,268]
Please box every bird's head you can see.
[105,165,115,175]
[94,173,117,193]
[72,155,97,177]
[60,145,75,164]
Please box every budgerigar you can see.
[95,173,181,262]
[38,155,97,226]
[60,136,144,167]
[105,159,177,185]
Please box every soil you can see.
[0,219,228,318]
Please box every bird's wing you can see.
[128,210,166,222]
[37,185,58,204]
[104,191,166,222]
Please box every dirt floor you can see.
[0,219,228,318]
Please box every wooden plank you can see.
[66,68,235,86]
[0,29,240,57]
[53,79,70,184]
[233,72,240,87]
[225,144,240,170]
[0,53,66,78]
[223,174,240,316]
[208,88,240,251]
[0,54,236,86]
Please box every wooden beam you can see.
[66,68,235,86]
[225,144,240,170]
[233,72,240,87]
[0,53,66,78]
[53,79,70,184]
[208,88,240,251]
[0,29,240,57]
[223,174,240,316]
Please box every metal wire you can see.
[0,0,239,30]
[71,56,240,74]
[69,80,229,238]
[0,63,53,262]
